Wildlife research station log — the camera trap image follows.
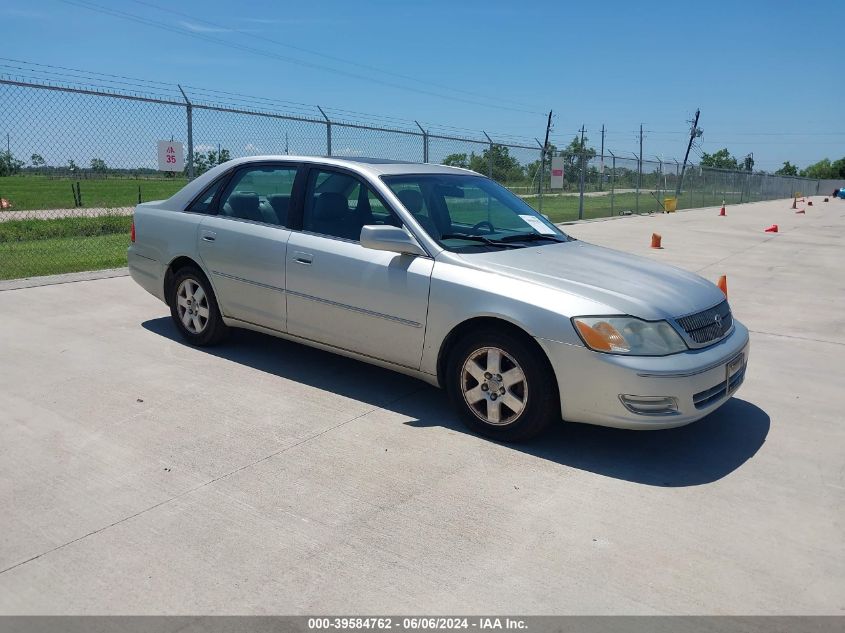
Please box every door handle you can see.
[201,230,217,242]
[293,251,313,265]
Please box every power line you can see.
[0,62,542,148]
[59,0,544,116]
[0,57,178,90]
[128,0,539,112]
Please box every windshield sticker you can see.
[519,215,556,234]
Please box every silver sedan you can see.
[128,156,749,441]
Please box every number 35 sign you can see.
[157,140,185,172]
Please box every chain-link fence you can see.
[533,150,823,222]
[0,77,824,281]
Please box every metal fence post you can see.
[675,160,680,204]
[656,157,663,207]
[633,152,641,214]
[178,85,194,179]
[415,121,428,163]
[609,151,616,216]
[483,131,494,179]
[318,106,331,157]
[578,151,585,220]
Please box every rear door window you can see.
[218,166,298,226]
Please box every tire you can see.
[168,265,228,346]
[445,327,560,442]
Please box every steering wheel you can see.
[471,220,495,234]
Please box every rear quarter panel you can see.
[128,203,203,302]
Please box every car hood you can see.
[454,240,725,320]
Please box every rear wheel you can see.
[168,266,228,346]
[446,328,559,441]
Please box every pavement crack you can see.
[748,330,845,346]
[694,232,784,273]
[0,385,427,577]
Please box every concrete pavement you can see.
[0,197,843,614]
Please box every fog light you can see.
[619,395,679,416]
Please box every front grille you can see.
[693,363,746,409]
[676,300,733,345]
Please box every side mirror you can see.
[360,225,427,257]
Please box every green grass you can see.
[520,190,762,222]
[0,214,131,280]
[0,175,773,280]
[0,233,129,280]
[0,215,131,242]
[0,175,187,210]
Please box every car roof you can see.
[163,155,479,211]
[230,155,474,176]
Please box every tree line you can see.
[700,147,845,179]
[0,147,232,178]
[2,142,843,181]
[441,135,597,185]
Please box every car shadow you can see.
[142,317,769,487]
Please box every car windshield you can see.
[381,173,571,251]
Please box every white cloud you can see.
[178,21,234,34]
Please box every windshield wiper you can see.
[498,232,567,243]
[439,233,523,248]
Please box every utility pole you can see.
[578,124,586,219]
[675,108,701,198]
[537,110,553,212]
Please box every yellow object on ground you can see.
[663,197,677,212]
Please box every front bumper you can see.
[536,321,750,429]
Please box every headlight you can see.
[571,316,687,355]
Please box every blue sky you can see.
[1,0,842,170]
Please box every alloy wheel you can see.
[176,278,210,334]
[461,346,528,425]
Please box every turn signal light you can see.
[575,320,627,352]
[131,219,135,242]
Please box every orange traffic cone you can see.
[717,275,728,297]
[650,233,662,249]
[719,200,726,216]
[764,224,779,233]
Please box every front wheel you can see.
[168,266,228,346]
[446,328,559,441]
